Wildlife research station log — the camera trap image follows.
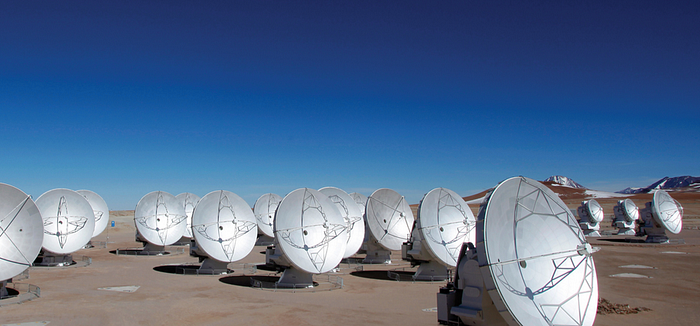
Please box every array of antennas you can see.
[2,179,684,322]
[573,191,683,243]
[1,183,109,284]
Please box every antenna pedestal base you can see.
[644,233,670,243]
[639,206,670,243]
[276,267,314,288]
[579,222,601,237]
[438,244,510,326]
[363,241,391,264]
[1,280,8,299]
[266,246,290,268]
[615,228,636,235]
[34,252,74,267]
[189,239,201,257]
[198,258,230,275]
[413,260,449,281]
[255,235,274,246]
[613,219,636,235]
[582,230,601,237]
[139,243,167,255]
[172,236,191,246]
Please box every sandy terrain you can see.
[3,189,700,326]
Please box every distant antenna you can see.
[403,188,475,281]
[319,187,365,258]
[190,190,257,274]
[35,189,96,266]
[577,199,603,237]
[267,188,347,288]
[0,183,43,282]
[175,193,201,239]
[76,190,109,238]
[613,199,639,235]
[438,176,598,326]
[253,193,282,246]
[638,190,683,243]
[363,188,414,264]
[348,192,368,216]
[134,191,187,254]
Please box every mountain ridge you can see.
[617,176,700,194]
[544,175,586,189]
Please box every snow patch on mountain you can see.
[617,176,700,194]
[585,190,632,198]
[544,176,586,189]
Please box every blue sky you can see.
[1,1,698,209]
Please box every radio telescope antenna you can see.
[638,190,682,243]
[76,190,109,239]
[253,193,282,246]
[577,199,603,237]
[363,188,414,264]
[348,192,368,216]
[0,183,43,283]
[319,187,365,258]
[189,190,257,274]
[35,189,96,266]
[403,188,475,281]
[175,193,201,240]
[134,191,187,254]
[438,176,598,326]
[613,199,639,235]
[266,188,347,288]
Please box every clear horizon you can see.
[1,1,698,210]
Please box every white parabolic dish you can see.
[480,176,598,326]
[319,187,365,258]
[365,188,414,251]
[349,192,368,216]
[253,193,282,238]
[76,190,109,238]
[0,183,44,281]
[134,191,187,246]
[274,188,347,274]
[651,190,682,234]
[36,189,96,255]
[191,190,257,263]
[175,192,201,238]
[585,199,604,223]
[418,187,475,268]
[621,198,639,223]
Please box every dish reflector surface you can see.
[319,187,365,258]
[349,192,368,216]
[191,190,257,263]
[175,193,201,238]
[76,190,109,238]
[0,183,43,281]
[36,189,96,254]
[134,191,187,246]
[274,188,347,274]
[365,188,414,251]
[418,188,475,268]
[585,199,604,223]
[253,193,282,238]
[480,177,598,326]
[620,199,639,223]
[651,190,682,234]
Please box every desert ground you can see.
[2,187,700,326]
